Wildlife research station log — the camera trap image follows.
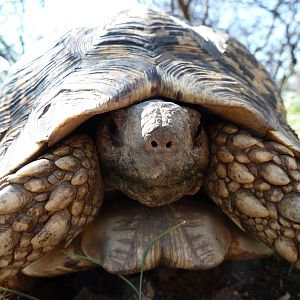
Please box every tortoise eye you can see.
[108,119,118,136]
[108,119,123,148]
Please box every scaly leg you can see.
[205,122,300,267]
[0,134,103,281]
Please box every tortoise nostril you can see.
[166,141,172,148]
[151,140,158,148]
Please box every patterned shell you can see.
[0,7,299,178]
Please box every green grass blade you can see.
[117,274,140,297]
[63,251,139,297]
[138,220,186,300]
[0,286,39,300]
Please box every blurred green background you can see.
[286,91,300,137]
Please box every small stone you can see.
[274,237,298,263]
[278,193,300,222]
[235,190,269,218]
[24,178,52,193]
[259,163,290,186]
[228,162,255,184]
[248,149,273,163]
[55,156,80,172]
[71,168,88,186]
[231,133,258,149]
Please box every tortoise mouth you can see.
[106,173,204,207]
[22,193,272,278]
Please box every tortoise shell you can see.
[0,7,299,179]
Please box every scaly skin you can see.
[0,135,102,281]
[205,122,300,267]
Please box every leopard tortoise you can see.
[0,7,300,284]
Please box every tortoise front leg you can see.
[205,122,300,267]
[0,135,103,282]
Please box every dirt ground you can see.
[3,255,300,300]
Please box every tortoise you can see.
[0,7,300,286]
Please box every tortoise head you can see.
[96,100,209,206]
